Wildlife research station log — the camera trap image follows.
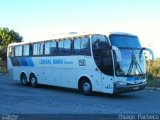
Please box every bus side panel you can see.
[60,69,101,90]
[11,67,21,81]
[61,68,103,92]
[90,70,102,92]
[61,68,77,88]
[40,67,62,86]
[101,73,114,94]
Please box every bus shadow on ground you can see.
[38,84,81,94]
[94,91,141,99]
[13,82,142,100]
[37,84,141,99]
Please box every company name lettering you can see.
[39,59,73,65]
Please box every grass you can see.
[147,77,160,88]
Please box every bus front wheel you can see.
[30,74,38,88]
[80,79,92,95]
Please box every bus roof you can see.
[8,32,138,47]
[110,32,137,37]
[8,32,100,47]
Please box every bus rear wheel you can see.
[21,73,28,86]
[30,74,38,88]
[80,79,92,96]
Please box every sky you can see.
[0,0,160,58]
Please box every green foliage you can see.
[146,58,160,87]
[0,67,7,74]
[147,58,160,78]
[0,58,7,73]
[0,27,23,61]
[147,73,153,80]
[147,77,160,87]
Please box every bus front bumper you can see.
[113,82,146,94]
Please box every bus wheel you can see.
[21,73,28,86]
[30,74,38,88]
[81,79,92,95]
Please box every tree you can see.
[147,58,160,79]
[0,27,23,61]
[152,59,160,78]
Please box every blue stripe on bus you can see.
[10,57,34,66]
[20,57,28,66]
[10,57,21,66]
[27,57,34,66]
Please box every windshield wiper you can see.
[127,53,143,76]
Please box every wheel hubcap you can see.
[83,83,91,92]
[22,77,26,84]
[31,78,36,85]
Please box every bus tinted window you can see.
[109,35,141,48]
[81,37,90,52]
[45,42,50,55]
[33,43,44,55]
[8,47,14,57]
[50,41,57,54]
[64,39,71,53]
[45,41,57,55]
[29,44,33,56]
[33,44,38,55]
[92,35,109,49]
[92,35,113,76]
[15,46,22,56]
[58,40,63,54]
[23,44,29,56]
[74,37,90,54]
[74,38,81,53]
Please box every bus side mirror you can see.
[112,46,122,62]
[139,47,154,61]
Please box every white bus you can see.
[7,32,154,95]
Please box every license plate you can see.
[133,87,139,90]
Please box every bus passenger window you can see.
[74,38,81,53]
[33,43,44,55]
[8,47,14,57]
[15,46,22,56]
[33,44,38,55]
[50,41,57,55]
[23,45,29,56]
[39,43,44,55]
[64,39,71,53]
[58,40,63,54]
[29,44,33,56]
[73,37,90,55]
[81,37,90,53]
[44,42,50,55]
[45,41,57,55]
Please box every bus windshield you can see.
[109,35,146,76]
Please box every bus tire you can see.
[20,73,28,86]
[30,74,38,88]
[80,79,92,96]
